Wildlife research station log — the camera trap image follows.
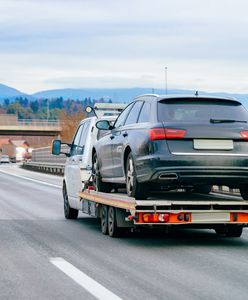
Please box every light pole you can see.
[165,67,168,95]
[47,99,49,121]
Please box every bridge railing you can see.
[0,118,62,129]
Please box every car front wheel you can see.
[92,153,113,193]
[63,183,78,219]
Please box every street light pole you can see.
[47,99,49,121]
[165,67,168,95]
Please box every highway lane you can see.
[1,164,248,300]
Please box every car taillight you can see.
[240,130,248,140]
[149,128,186,140]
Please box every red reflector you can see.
[87,185,95,190]
[149,128,186,140]
[240,130,248,140]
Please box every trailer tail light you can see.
[149,128,186,141]
[142,213,170,223]
[240,131,248,140]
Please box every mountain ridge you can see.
[0,83,248,106]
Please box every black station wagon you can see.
[92,94,248,200]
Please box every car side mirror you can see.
[96,120,112,130]
[52,140,61,155]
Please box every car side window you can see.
[114,103,134,128]
[125,101,144,125]
[70,124,84,156]
[77,122,90,155]
[138,102,151,123]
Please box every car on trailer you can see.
[93,94,248,200]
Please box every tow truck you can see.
[79,186,248,238]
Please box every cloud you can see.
[0,0,248,93]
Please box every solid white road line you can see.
[0,170,61,189]
[50,257,122,300]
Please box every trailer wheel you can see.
[225,226,243,237]
[101,205,108,235]
[126,153,148,199]
[215,226,243,237]
[63,183,78,219]
[108,207,122,237]
[92,153,113,193]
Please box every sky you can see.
[0,0,248,94]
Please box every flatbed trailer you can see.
[79,189,248,237]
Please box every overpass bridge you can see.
[0,114,63,148]
[0,118,62,137]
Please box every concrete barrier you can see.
[22,145,68,175]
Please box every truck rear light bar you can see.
[135,212,248,224]
[136,212,191,224]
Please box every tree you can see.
[59,110,86,143]
[30,100,39,113]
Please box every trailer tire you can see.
[101,205,108,235]
[108,207,123,237]
[63,183,78,219]
[92,153,113,193]
[126,153,148,200]
[225,226,243,237]
[215,225,243,237]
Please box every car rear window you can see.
[158,98,248,122]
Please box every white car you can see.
[0,155,11,163]
[52,115,116,219]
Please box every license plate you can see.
[194,139,233,150]
[191,212,230,223]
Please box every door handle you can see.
[122,132,128,137]
[110,135,115,140]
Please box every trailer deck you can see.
[79,190,248,226]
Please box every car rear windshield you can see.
[158,98,248,123]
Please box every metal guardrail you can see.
[22,161,65,175]
[22,145,68,175]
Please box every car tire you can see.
[108,206,123,237]
[126,152,148,199]
[63,183,78,219]
[239,186,248,200]
[193,185,212,194]
[92,153,113,193]
[101,205,108,235]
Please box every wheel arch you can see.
[123,146,132,176]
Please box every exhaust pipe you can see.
[159,173,178,180]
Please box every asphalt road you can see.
[0,164,248,300]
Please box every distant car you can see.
[0,155,10,163]
[93,94,248,200]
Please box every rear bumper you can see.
[136,154,248,187]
